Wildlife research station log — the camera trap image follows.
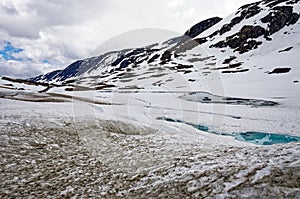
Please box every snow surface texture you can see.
[1,0,300,198]
[0,98,300,198]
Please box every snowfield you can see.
[0,84,300,198]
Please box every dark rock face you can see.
[278,46,293,52]
[211,3,300,54]
[211,25,266,53]
[287,0,300,4]
[168,17,223,53]
[264,0,289,7]
[268,67,291,74]
[223,56,237,64]
[160,51,172,64]
[30,60,84,82]
[57,60,84,81]
[112,49,148,67]
[263,0,300,7]
[261,6,300,35]
[111,48,159,69]
[222,68,249,73]
[278,46,294,53]
[184,17,222,38]
[236,40,263,54]
[147,54,160,64]
[29,70,62,82]
[218,3,262,36]
[245,25,266,38]
[31,48,157,82]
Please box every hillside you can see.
[28,0,300,98]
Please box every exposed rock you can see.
[112,48,156,69]
[208,30,219,38]
[219,24,233,35]
[147,54,160,64]
[30,70,62,82]
[223,56,237,64]
[268,67,291,74]
[264,0,288,7]
[163,17,222,48]
[29,59,85,82]
[218,3,262,36]
[235,40,263,54]
[278,46,293,52]
[176,64,193,70]
[228,63,243,68]
[287,0,300,4]
[209,3,299,54]
[211,62,243,71]
[211,25,265,53]
[261,6,300,35]
[240,25,266,38]
[165,18,223,54]
[160,50,172,61]
[160,17,222,49]
[222,68,249,73]
[184,17,222,38]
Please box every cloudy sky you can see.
[0,0,257,78]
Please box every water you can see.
[235,132,300,145]
[158,117,300,145]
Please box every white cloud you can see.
[0,0,257,78]
[0,59,48,78]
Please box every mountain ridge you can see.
[28,0,300,98]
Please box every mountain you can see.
[29,0,300,99]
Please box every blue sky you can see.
[0,41,23,61]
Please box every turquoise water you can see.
[162,117,210,132]
[235,132,300,145]
[158,117,300,145]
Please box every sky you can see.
[0,0,257,78]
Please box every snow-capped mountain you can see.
[30,0,300,99]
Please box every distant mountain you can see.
[30,0,300,97]
[30,16,223,83]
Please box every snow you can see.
[1,85,300,197]
[1,0,300,197]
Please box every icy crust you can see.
[0,98,300,198]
